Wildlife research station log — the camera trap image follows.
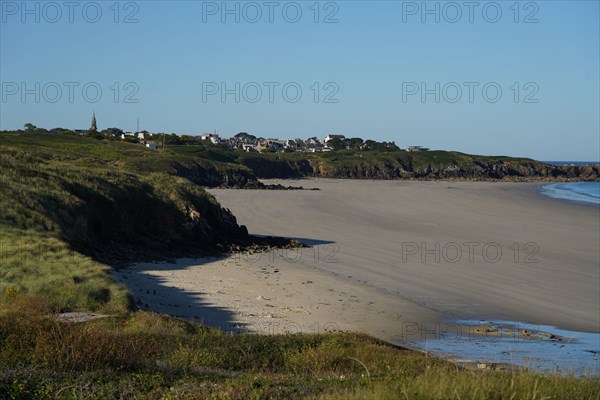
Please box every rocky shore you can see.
[240,157,600,182]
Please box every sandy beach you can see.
[113,180,600,346]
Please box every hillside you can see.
[1,132,262,188]
[236,151,600,181]
[1,132,599,398]
[1,143,240,263]
[2,132,598,185]
[0,133,311,269]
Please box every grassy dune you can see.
[0,133,598,399]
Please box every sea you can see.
[406,320,600,376]
[543,161,599,166]
[540,182,600,206]
[539,161,599,205]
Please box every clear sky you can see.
[1,0,598,160]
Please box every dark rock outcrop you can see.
[170,161,305,190]
[241,156,599,182]
[239,157,312,179]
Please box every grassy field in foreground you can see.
[1,133,599,399]
[1,304,599,400]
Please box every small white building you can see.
[201,133,220,144]
[406,146,430,152]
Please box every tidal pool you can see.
[399,320,600,376]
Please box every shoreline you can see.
[537,182,600,207]
[113,180,599,373]
[112,251,599,375]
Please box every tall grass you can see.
[0,229,130,314]
[1,310,598,399]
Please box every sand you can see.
[112,180,600,346]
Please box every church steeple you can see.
[90,112,97,132]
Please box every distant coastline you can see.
[543,161,600,166]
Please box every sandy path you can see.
[113,180,599,344]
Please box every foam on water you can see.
[540,182,600,205]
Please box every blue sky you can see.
[1,0,598,160]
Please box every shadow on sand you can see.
[251,235,335,247]
[113,257,249,332]
[112,236,336,333]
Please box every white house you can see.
[406,146,430,152]
[201,133,221,144]
[120,132,136,140]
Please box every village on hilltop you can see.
[26,113,431,154]
[194,132,430,153]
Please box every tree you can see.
[86,130,102,139]
[379,141,399,151]
[362,140,399,152]
[363,140,377,150]
[348,137,364,150]
[164,133,185,145]
[24,123,36,132]
[328,138,347,151]
[49,127,77,136]
[235,132,257,142]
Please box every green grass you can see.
[233,146,565,180]
[1,307,598,399]
[0,138,244,261]
[3,131,590,183]
[0,308,598,399]
[0,229,130,314]
[0,133,246,311]
[1,132,598,399]
[0,132,256,184]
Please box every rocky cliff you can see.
[240,154,600,182]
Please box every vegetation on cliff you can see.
[236,150,599,181]
[1,132,261,188]
[1,131,598,398]
[2,130,598,185]
[0,132,297,311]
[0,136,252,265]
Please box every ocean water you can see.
[544,161,599,166]
[405,320,600,376]
[540,182,600,205]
